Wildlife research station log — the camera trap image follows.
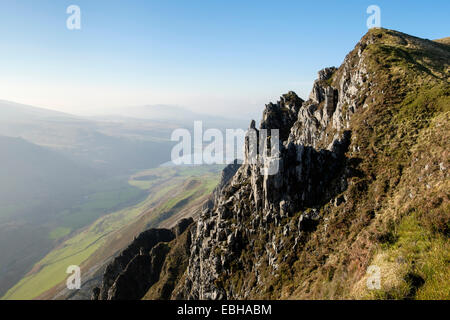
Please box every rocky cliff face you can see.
[175,29,449,300]
[96,29,449,300]
[180,55,357,301]
[94,219,192,300]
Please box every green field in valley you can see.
[1,165,222,300]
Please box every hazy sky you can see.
[0,0,448,117]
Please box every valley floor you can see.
[1,165,221,300]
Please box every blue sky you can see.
[0,0,448,118]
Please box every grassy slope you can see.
[2,165,221,300]
[289,29,450,299]
[142,224,194,300]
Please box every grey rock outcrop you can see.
[176,33,375,300]
[171,217,194,238]
[96,228,175,300]
[203,162,241,211]
[107,242,171,300]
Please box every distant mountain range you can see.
[108,104,250,129]
[0,100,80,122]
[0,101,175,172]
[0,99,249,129]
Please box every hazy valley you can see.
[0,100,244,298]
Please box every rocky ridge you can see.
[93,28,450,300]
[94,219,192,300]
[176,28,449,299]
[179,46,359,301]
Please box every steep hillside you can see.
[175,28,449,300]
[125,28,448,301]
[0,136,100,220]
[90,28,448,301]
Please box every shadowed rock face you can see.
[107,242,171,300]
[93,217,195,300]
[176,29,387,300]
[171,218,194,238]
[203,162,241,211]
[91,287,100,300]
[178,64,357,299]
[260,91,304,142]
[144,223,194,300]
[96,228,175,300]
